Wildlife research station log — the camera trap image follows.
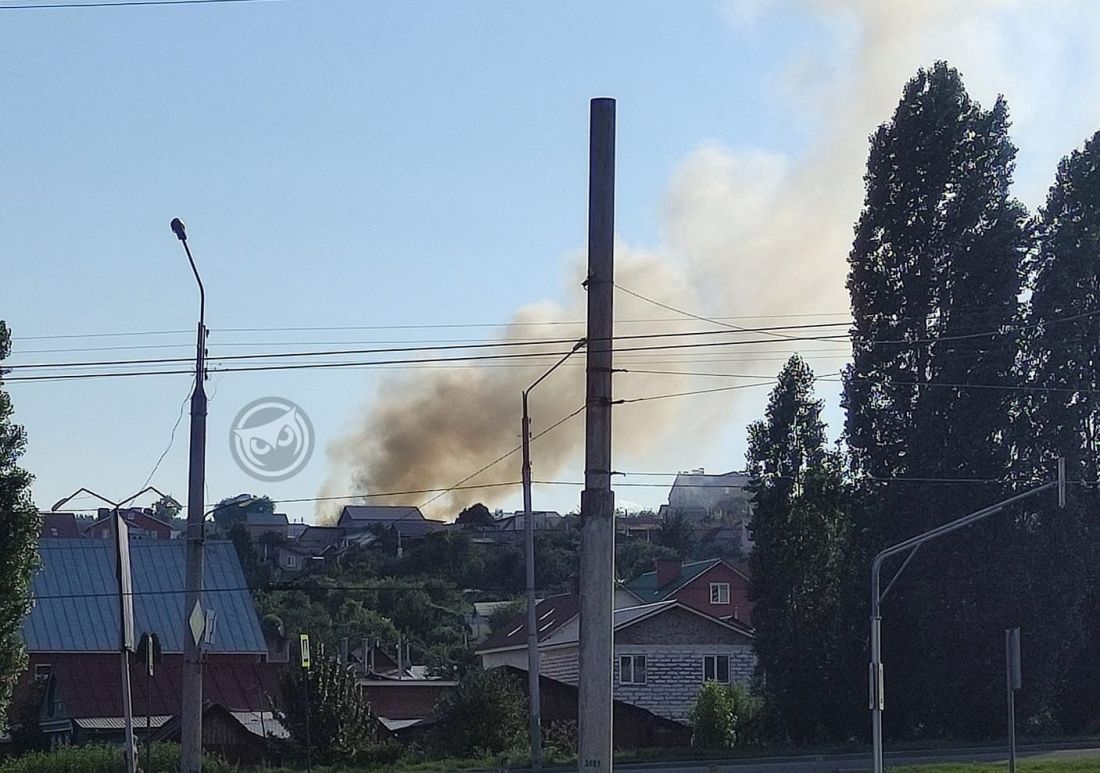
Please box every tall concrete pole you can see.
[521,392,544,769]
[578,96,615,773]
[172,218,208,773]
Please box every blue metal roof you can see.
[23,539,267,655]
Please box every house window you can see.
[710,582,731,605]
[285,555,297,568]
[703,655,730,683]
[34,664,51,681]
[619,655,647,685]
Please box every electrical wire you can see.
[0,0,278,9]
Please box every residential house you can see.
[336,504,426,529]
[478,598,755,724]
[83,508,173,541]
[358,678,458,738]
[659,469,752,531]
[624,558,753,625]
[40,512,82,539]
[243,512,289,541]
[493,511,563,531]
[501,665,690,749]
[616,513,661,542]
[17,539,283,748]
[153,704,287,765]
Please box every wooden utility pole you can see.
[578,96,615,773]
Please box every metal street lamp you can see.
[869,458,1066,773]
[521,337,586,770]
[170,217,209,773]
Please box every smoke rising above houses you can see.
[318,0,1100,520]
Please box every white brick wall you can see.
[610,644,755,723]
[483,642,756,725]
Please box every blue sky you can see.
[4,0,1100,523]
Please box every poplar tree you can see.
[843,62,1030,735]
[1017,131,1100,730]
[0,322,40,725]
[747,356,848,742]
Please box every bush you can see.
[690,681,762,750]
[0,743,234,773]
[429,667,527,758]
[278,657,378,764]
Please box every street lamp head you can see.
[170,218,187,242]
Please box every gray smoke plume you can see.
[319,0,1100,521]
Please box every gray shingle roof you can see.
[338,505,424,524]
[23,539,267,655]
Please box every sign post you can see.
[300,634,312,773]
[1006,627,1022,773]
[137,632,161,773]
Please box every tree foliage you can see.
[278,657,378,763]
[0,322,40,727]
[429,667,527,758]
[842,61,1031,737]
[747,356,849,742]
[455,502,494,527]
[689,681,762,750]
[1016,129,1100,731]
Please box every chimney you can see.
[570,574,580,596]
[655,559,682,588]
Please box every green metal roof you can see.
[625,559,723,603]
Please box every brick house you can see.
[83,508,173,541]
[477,599,754,724]
[625,558,754,625]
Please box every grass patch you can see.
[895,762,1100,773]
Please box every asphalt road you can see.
[609,742,1100,772]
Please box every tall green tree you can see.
[0,322,40,727]
[746,356,848,742]
[843,61,1030,736]
[1016,129,1100,731]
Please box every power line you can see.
[6,323,851,372]
[0,0,277,9]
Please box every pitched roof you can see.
[339,505,425,524]
[24,539,268,654]
[41,513,82,539]
[294,525,346,551]
[38,657,283,718]
[625,558,729,603]
[479,599,750,654]
[477,593,579,653]
[245,512,289,527]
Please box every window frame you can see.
[619,654,647,685]
[703,654,731,683]
[709,582,731,605]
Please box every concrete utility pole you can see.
[171,218,209,773]
[522,340,586,770]
[869,460,1066,773]
[578,96,616,773]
